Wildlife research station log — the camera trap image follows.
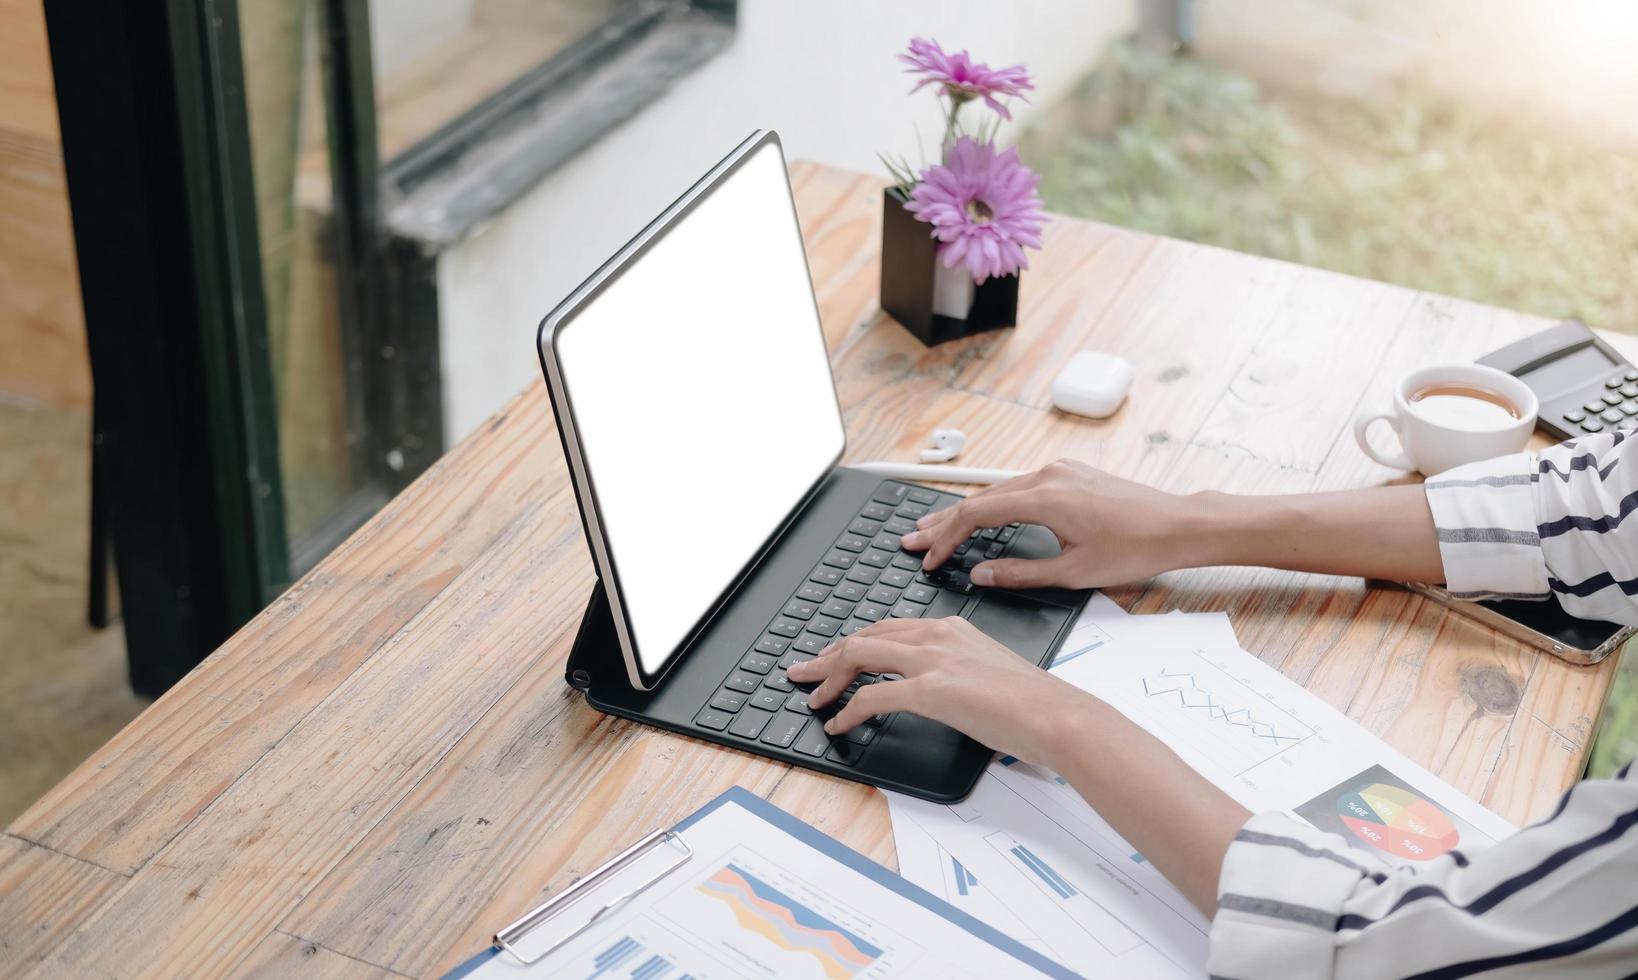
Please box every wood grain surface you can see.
[3,162,1626,977]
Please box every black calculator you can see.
[1477,320,1638,441]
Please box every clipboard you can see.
[443,787,1077,979]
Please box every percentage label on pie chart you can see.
[1337,783,1459,861]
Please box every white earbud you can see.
[919,428,967,463]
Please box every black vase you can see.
[879,186,1019,346]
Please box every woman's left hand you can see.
[784,617,1088,766]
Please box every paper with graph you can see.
[886,593,1515,979]
[453,787,1074,979]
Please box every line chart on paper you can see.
[1106,651,1317,776]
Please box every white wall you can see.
[436,0,1134,441]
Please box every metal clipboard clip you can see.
[492,827,694,967]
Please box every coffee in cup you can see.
[1355,364,1539,475]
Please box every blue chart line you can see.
[1011,845,1078,900]
[1051,637,1105,667]
[1142,669,1304,746]
[951,855,979,896]
[587,936,643,979]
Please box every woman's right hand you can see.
[899,459,1201,590]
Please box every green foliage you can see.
[1022,42,1638,330]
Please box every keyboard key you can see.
[782,600,818,621]
[1604,392,1623,406]
[833,581,868,602]
[724,672,761,694]
[1564,411,1586,423]
[843,725,877,745]
[848,518,882,537]
[751,689,785,711]
[845,565,880,585]
[1602,408,1623,423]
[1608,377,1625,388]
[860,502,894,521]
[890,552,921,570]
[872,532,903,552]
[794,635,829,654]
[904,584,936,604]
[945,570,975,594]
[985,542,1006,559]
[821,550,856,569]
[695,708,733,731]
[867,585,900,605]
[797,583,830,603]
[917,569,946,586]
[767,618,803,638]
[895,502,929,520]
[821,599,855,620]
[979,527,998,541]
[792,719,833,757]
[891,602,924,618]
[907,487,938,505]
[777,650,813,670]
[809,566,843,586]
[880,568,913,588]
[840,619,868,636]
[761,711,808,748]
[806,615,843,637]
[785,691,813,715]
[865,712,890,727]
[1622,401,1638,416]
[1624,385,1638,399]
[856,602,889,622]
[1585,399,1607,414]
[729,707,774,740]
[827,740,868,765]
[873,483,910,505]
[883,516,917,535]
[996,526,1016,544]
[953,540,973,557]
[710,690,747,712]
[1627,370,1638,382]
[740,652,775,674]
[763,670,794,693]
[1582,420,1605,432]
[857,548,892,568]
[834,534,869,553]
[755,635,790,657]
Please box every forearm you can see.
[1176,484,1445,584]
[1030,681,1248,917]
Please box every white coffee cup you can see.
[1354,364,1538,476]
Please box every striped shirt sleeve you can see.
[1423,432,1638,626]
[1208,764,1638,979]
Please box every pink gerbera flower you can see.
[899,37,1033,119]
[905,138,1047,284]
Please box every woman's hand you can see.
[784,616,1091,765]
[899,459,1200,591]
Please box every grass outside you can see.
[1021,43,1638,332]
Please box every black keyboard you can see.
[690,480,1028,767]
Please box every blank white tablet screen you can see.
[553,141,845,679]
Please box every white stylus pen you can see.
[850,461,1024,485]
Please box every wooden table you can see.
[5,163,1628,978]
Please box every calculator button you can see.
[1626,370,1638,382]
[761,711,808,748]
[1622,420,1638,432]
[1607,377,1624,388]
[1586,400,1609,414]
[1603,392,1623,406]
[1623,385,1638,399]
[710,690,747,712]
[1601,409,1622,423]
[695,708,733,731]
[729,708,774,740]
[1582,420,1605,432]
[740,652,775,674]
[1563,411,1586,423]
[1623,402,1638,416]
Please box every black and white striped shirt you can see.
[1209,433,1638,978]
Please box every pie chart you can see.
[1336,782,1459,861]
